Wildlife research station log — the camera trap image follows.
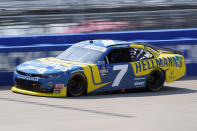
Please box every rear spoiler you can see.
[144,44,182,55]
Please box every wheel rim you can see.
[147,71,163,90]
[68,74,86,96]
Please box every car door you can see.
[97,47,135,92]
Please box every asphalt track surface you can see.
[0,80,197,131]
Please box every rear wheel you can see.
[67,73,87,97]
[146,70,165,91]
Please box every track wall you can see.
[1,28,197,85]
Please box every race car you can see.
[12,39,186,97]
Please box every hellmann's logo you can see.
[134,56,183,74]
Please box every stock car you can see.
[12,40,186,97]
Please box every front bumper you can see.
[12,86,67,97]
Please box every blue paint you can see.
[158,58,164,67]
[167,57,173,67]
[172,57,178,67]
[163,58,168,67]
[142,61,147,71]
[135,62,141,73]
[155,58,160,68]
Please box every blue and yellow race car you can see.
[12,40,186,97]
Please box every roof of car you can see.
[77,39,132,48]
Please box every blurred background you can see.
[1,0,197,86]
[0,0,197,36]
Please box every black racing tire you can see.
[146,69,165,92]
[67,72,87,97]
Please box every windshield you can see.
[56,44,105,64]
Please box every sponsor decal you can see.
[134,56,183,74]
[54,84,64,94]
[100,66,108,76]
[55,84,64,88]
[169,75,175,80]
[134,77,145,87]
[134,81,145,87]
[174,55,181,62]
[134,77,145,80]
[85,45,106,52]
[101,40,115,46]
[16,75,39,82]
[76,42,106,52]
[169,70,176,80]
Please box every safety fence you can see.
[1,28,197,86]
[1,0,197,10]
[1,9,197,36]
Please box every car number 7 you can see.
[112,65,128,87]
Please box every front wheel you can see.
[67,73,87,97]
[146,70,165,91]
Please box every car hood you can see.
[16,58,75,75]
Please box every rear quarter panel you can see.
[160,54,186,83]
[131,54,186,83]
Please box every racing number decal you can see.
[112,65,128,87]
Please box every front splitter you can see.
[11,86,67,97]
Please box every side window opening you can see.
[106,48,130,64]
[130,48,154,62]
[104,47,154,64]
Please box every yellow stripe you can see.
[130,44,144,48]
[12,86,67,97]
[90,65,102,84]
[83,66,110,93]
